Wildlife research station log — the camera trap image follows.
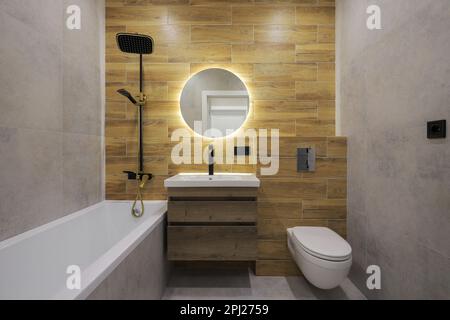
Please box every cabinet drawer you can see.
[168,201,257,223]
[168,188,258,199]
[168,226,257,261]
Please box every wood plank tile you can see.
[106,137,126,157]
[192,0,253,5]
[270,137,328,158]
[256,0,316,4]
[249,82,296,100]
[106,63,126,83]
[116,156,168,177]
[260,157,300,178]
[318,25,335,43]
[127,101,180,120]
[318,0,336,6]
[302,157,347,178]
[168,6,231,25]
[318,62,335,81]
[151,0,190,5]
[254,63,317,82]
[190,63,254,83]
[106,6,168,26]
[232,44,295,63]
[233,6,295,25]
[106,26,125,49]
[253,100,317,121]
[296,43,335,62]
[191,25,253,43]
[296,120,335,137]
[327,178,347,199]
[126,139,171,157]
[167,81,185,101]
[318,100,335,120]
[127,63,190,82]
[327,137,347,158]
[302,199,347,219]
[258,240,291,260]
[258,218,327,240]
[244,119,296,137]
[105,174,126,194]
[105,119,168,141]
[296,81,335,100]
[168,43,231,63]
[258,178,327,200]
[106,101,127,119]
[126,25,191,44]
[254,25,316,44]
[258,201,302,219]
[296,6,335,25]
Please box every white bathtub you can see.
[0,201,167,300]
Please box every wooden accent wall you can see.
[105,0,346,276]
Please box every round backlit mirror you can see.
[180,68,250,138]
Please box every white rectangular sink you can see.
[164,173,260,188]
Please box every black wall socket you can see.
[427,120,446,139]
[234,146,251,156]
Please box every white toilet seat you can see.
[289,227,352,262]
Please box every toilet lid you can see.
[289,227,352,261]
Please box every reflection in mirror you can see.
[180,69,250,138]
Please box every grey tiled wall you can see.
[0,0,105,241]
[337,0,450,299]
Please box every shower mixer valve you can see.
[137,92,147,106]
[123,171,153,182]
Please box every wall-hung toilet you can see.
[287,227,352,290]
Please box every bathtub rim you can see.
[0,200,167,300]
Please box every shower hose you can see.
[131,104,145,218]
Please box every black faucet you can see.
[208,144,214,176]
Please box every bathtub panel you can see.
[87,220,169,300]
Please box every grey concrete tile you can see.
[0,11,63,132]
[62,45,102,136]
[402,244,450,300]
[62,133,102,215]
[249,273,296,300]
[347,211,367,270]
[62,0,103,136]
[0,127,63,241]
[0,0,64,44]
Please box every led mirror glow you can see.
[180,68,250,139]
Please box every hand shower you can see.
[117,89,137,105]
[116,33,154,218]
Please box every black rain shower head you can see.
[116,33,154,55]
[117,89,137,105]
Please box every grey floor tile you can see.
[163,265,366,300]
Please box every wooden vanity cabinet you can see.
[167,188,258,261]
